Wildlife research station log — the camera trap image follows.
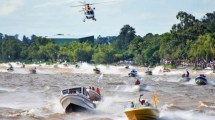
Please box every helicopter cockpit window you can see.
[90,10,94,14]
[87,11,91,15]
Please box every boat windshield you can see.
[126,103,151,109]
[62,89,69,95]
[69,88,82,94]
[62,88,82,95]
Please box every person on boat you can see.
[92,87,95,91]
[130,102,134,108]
[135,78,140,85]
[139,94,146,105]
[182,70,190,77]
[89,86,92,89]
[145,99,151,106]
[96,88,101,95]
[186,70,189,77]
[200,74,206,78]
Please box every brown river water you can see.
[0,63,215,120]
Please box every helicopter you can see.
[71,1,112,22]
[71,1,97,22]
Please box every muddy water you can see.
[0,63,215,120]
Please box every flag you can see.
[153,92,158,107]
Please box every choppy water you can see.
[0,63,215,120]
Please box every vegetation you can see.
[0,11,215,65]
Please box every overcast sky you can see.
[0,0,215,38]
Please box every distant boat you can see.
[7,64,14,72]
[93,67,101,74]
[179,77,191,82]
[124,106,159,120]
[179,74,191,82]
[145,70,152,75]
[195,75,207,85]
[7,67,13,72]
[21,64,25,68]
[125,65,129,69]
[129,69,137,77]
[75,64,80,68]
[60,86,96,113]
[29,68,36,74]
[160,67,170,72]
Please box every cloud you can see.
[0,0,25,17]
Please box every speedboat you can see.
[21,63,25,68]
[161,67,170,72]
[60,86,96,113]
[29,68,36,74]
[93,67,101,74]
[7,64,14,72]
[129,69,137,77]
[195,74,207,85]
[75,64,80,69]
[124,106,159,120]
[7,67,14,72]
[179,74,191,82]
[125,65,129,69]
[145,70,152,75]
[86,88,101,101]
[179,77,191,82]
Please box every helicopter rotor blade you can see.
[89,1,116,5]
[70,4,85,7]
[79,10,85,12]
[78,1,86,5]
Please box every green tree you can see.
[114,24,136,50]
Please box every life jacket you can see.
[96,88,100,95]
[135,80,140,85]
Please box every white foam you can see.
[160,110,215,120]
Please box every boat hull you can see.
[195,77,207,85]
[93,69,101,74]
[179,77,191,82]
[145,71,152,75]
[60,94,95,113]
[128,73,137,77]
[162,69,170,72]
[124,106,159,120]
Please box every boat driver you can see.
[139,94,145,105]
[130,102,134,108]
[139,94,150,106]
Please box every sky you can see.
[0,0,215,39]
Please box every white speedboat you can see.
[60,86,96,113]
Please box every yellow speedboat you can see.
[124,106,159,120]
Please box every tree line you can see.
[0,11,215,65]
